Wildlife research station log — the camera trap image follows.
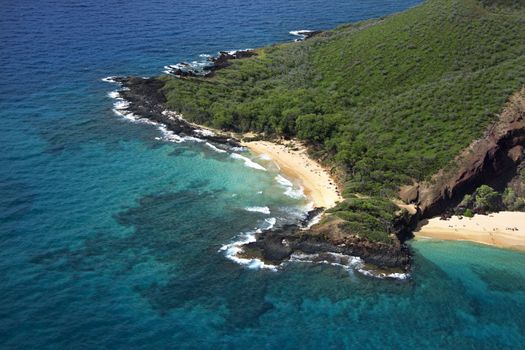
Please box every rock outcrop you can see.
[108,76,412,272]
[114,77,241,147]
[206,50,257,71]
[111,78,524,276]
[244,214,412,270]
[165,49,257,77]
[400,88,525,218]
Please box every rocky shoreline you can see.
[164,49,258,77]
[113,76,242,149]
[106,75,413,277]
[163,30,322,77]
[109,74,524,278]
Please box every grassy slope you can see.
[161,0,525,242]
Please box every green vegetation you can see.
[161,0,525,241]
[458,184,525,213]
[463,209,475,218]
[326,196,399,243]
[474,185,502,213]
[502,188,525,211]
[459,194,473,208]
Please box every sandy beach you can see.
[243,140,343,209]
[415,212,525,251]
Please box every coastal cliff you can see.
[401,89,525,218]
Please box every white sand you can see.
[243,140,342,209]
[415,211,525,251]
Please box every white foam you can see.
[161,110,184,120]
[230,153,266,171]
[205,142,227,153]
[275,175,293,187]
[111,106,186,145]
[164,59,215,76]
[302,212,322,229]
[106,89,190,143]
[303,202,315,212]
[101,76,118,83]
[107,91,120,99]
[195,128,216,137]
[357,269,410,280]
[289,30,312,36]
[264,217,277,230]
[112,108,134,120]
[113,100,130,110]
[289,30,313,41]
[156,125,204,144]
[289,252,364,271]
[182,135,205,143]
[112,108,157,127]
[231,146,247,152]
[284,186,306,199]
[108,98,205,145]
[223,48,253,56]
[259,153,272,161]
[244,206,271,215]
[275,175,306,199]
[289,252,410,279]
[157,124,185,143]
[109,91,159,126]
[219,230,278,271]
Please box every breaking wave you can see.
[244,206,271,214]
[230,153,266,171]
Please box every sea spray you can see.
[230,153,267,171]
[219,229,279,271]
[244,206,271,214]
[289,252,410,280]
[205,142,227,153]
[275,175,306,199]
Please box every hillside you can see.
[155,0,525,245]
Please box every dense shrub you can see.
[463,209,474,218]
[474,185,502,213]
[161,0,525,241]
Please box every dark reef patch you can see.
[473,265,525,293]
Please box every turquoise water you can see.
[2,0,525,348]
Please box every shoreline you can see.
[107,77,343,210]
[415,211,525,252]
[106,76,410,272]
[242,140,343,209]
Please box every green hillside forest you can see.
[159,0,525,242]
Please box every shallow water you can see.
[2,0,525,348]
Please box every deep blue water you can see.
[2,0,525,349]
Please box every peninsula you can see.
[110,0,525,274]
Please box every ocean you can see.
[1,0,525,348]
